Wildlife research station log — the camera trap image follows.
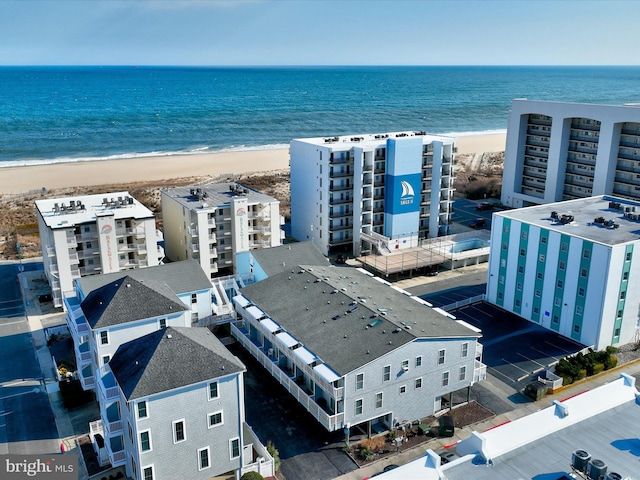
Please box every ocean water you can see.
[1,66,639,167]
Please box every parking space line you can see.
[487,366,516,384]
[531,346,560,362]
[515,352,546,369]
[502,358,530,375]
[544,341,577,355]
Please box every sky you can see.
[0,0,639,66]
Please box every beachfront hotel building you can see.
[486,195,640,350]
[232,264,486,434]
[501,99,640,208]
[35,193,161,307]
[161,183,284,280]
[290,131,455,257]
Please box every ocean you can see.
[1,66,639,167]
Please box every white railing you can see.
[231,324,344,431]
[473,360,487,383]
[80,372,95,390]
[440,294,485,312]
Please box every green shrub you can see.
[605,345,619,355]
[593,363,605,375]
[360,447,374,461]
[554,347,619,383]
[604,355,618,370]
[241,472,264,480]
[266,441,281,471]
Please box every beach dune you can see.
[0,132,506,194]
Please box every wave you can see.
[0,143,291,168]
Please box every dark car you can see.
[470,218,486,229]
[336,254,347,264]
[475,202,494,211]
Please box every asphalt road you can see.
[0,262,59,455]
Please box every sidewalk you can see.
[18,268,90,480]
[334,359,640,480]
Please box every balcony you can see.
[329,169,353,178]
[75,341,92,367]
[66,236,77,247]
[188,226,199,237]
[64,295,90,336]
[118,258,148,268]
[117,243,136,252]
[231,324,345,432]
[46,245,56,257]
[473,360,487,383]
[75,232,98,243]
[329,196,352,206]
[207,217,217,227]
[209,247,218,257]
[98,371,120,402]
[105,436,126,467]
[208,233,217,243]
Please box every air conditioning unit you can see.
[402,365,409,372]
[267,348,274,357]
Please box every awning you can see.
[260,317,280,333]
[313,363,340,383]
[233,295,250,308]
[275,331,298,348]
[293,346,316,365]
[246,305,265,321]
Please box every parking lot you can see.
[450,301,585,390]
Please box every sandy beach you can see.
[0,132,506,194]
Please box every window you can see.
[554,297,561,307]
[503,225,509,234]
[356,373,364,390]
[533,306,540,315]
[102,355,110,365]
[461,342,469,358]
[559,261,566,270]
[539,254,545,263]
[541,236,547,244]
[620,291,626,300]
[140,430,151,452]
[208,411,223,428]
[499,275,505,284]
[230,438,240,459]
[415,378,422,389]
[159,319,166,329]
[498,292,503,300]
[537,272,543,280]
[573,324,581,334]
[442,371,449,387]
[521,230,527,240]
[515,299,521,308]
[173,420,185,443]
[500,259,506,268]
[617,310,623,319]
[578,287,585,297]
[576,306,583,316]
[535,290,541,297]
[501,242,507,251]
[552,315,559,325]
[198,447,210,470]
[614,327,621,337]
[518,265,524,274]
[416,355,422,367]
[383,365,391,382]
[143,466,153,480]
[401,359,409,371]
[459,366,467,381]
[623,271,629,281]
[583,249,590,259]
[557,279,563,288]
[355,399,363,415]
[100,331,109,345]
[208,382,218,400]
[399,385,406,394]
[580,268,588,278]
[520,248,525,257]
[517,282,522,291]
[137,401,148,419]
[626,252,632,261]
[561,242,568,252]
[438,349,446,365]
[375,392,383,409]
[191,293,197,304]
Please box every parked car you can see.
[470,218,486,229]
[475,202,494,211]
[336,254,347,264]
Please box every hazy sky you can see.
[1,0,638,66]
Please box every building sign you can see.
[384,173,421,215]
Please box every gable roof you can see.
[81,275,187,329]
[77,260,211,298]
[109,326,245,400]
[239,265,480,375]
[250,241,330,277]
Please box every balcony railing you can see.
[105,441,126,467]
[209,233,217,243]
[231,324,345,432]
[98,372,120,402]
[473,360,487,383]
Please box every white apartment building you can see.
[232,265,485,434]
[290,132,456,256]
[162,183,284,280]
[486,195,640,350]
[36,192,161,307]
[502,99,640,208]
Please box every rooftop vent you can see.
[609,201,621,210]
[587,459,607,480]
[559,214,574,225]
[550,211,558,220]
[571,450,591,472]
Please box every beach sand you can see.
[0,132,506,194]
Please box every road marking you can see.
[544,341,576,355]
[531,346,559,362]
[0,319,26,326]
[515,352,546,369]
[487,366,516,383]
[0,387,41,400]
[502,358,530,375]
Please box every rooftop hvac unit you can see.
[587,459,607,480]
[572,450,591,472]
[559,214,574,224]
[594,216,605,224]
[605,472,622,480]
[550,211,558,220]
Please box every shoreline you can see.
[0,132,506,194]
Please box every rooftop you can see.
[292,131,454,148]
[35,191,154,229]
[109,326,246,400]
[378,374,640,480]
[77,259,211,297]
[238,265,480,375]
[250,241,330,277]
[497,195,640,246]
[81,275,187,329]
[162,182,279,211]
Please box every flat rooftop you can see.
[36,192,154,229]
[162,182,279,210]
[496,195,640,246]
[292,130,454,148]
